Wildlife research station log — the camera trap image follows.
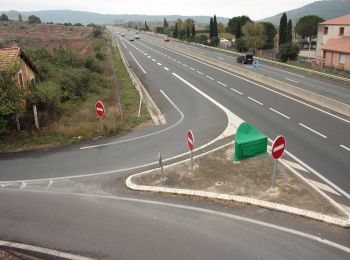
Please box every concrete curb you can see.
[114,36,166,125]
[126,143,350,227]
[152,40,350,118]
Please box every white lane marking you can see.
[47,179,53,189]
[261,64,305,78]
[172,58,177,61]
[269,108,290,119]
[79,90,184,150]
[128,51,146,74]
[230,88,243,95]
[0,240,93,260]
[285,78,299,84]
[144,53,147,56]
[183,64,188,67]
[146,40,350,124]
[197,71,204,75]
[339,203,350,213]
[280,159,308,172]
[273,144,285,153]
[164,67,170,71]
[299,123,327,139]
[190,67,195,70]
[152,59,156,61]
[121,41,127,49]
[177,61,182,64]
[340,145,350,152]
[217,81,227,87]
[147,56,151,58]
[206,75,214,80]
[307,179,341,196]
[157,62,162,66]
[248,97,264,106]
[4,189,350,254]
[20,182,26,189]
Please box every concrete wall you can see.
[324,51,350,71]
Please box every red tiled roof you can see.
[0,47,21,70]
[320,13,350,25]
[323,37,350,54]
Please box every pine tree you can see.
[164,18,168,28]
[173,23,178,38]
[286,19,293,43]
[18,13,22,22]
[213,14,218,37]
[279,13,287,46]
[144,21,149,31]
[191,23,196,38]
[186,25,190,38]
[209,17,213,38]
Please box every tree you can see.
[209,17,213,38]
[191,23,196,38]
[164,18,168,28]
[173,23,178,38]
[18,13,23,22]
[227,16,251,39]
[217,22,225,33]
[213,15,218,38]
[28,15,41,24]
[0,13,9,21]
[286,19,293,43]
[236,38,247,52]
[242,22,266,53]
[144,21,149,31]
[186,25,190,38]
[261,22,277,49]
[279,13,287,46]
[295,15,324,40]
[277,43,300,62]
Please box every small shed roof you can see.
[0,47,37,73]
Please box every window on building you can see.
[339,53,346,64]
[339,27,344,36]
[18,72,24,89]
[323,27,328,34]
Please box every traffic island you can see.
[126,143,350,227]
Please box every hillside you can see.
[0,10,229,25]
[260,0,350,26]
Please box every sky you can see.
[2,0,318,19]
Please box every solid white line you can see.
[285,78,299,84]
[206,75,214,80]
[0,240,93,260]
[152,59,156,61]
[230,88,243,95]
[261,64,305,78]
[157,62,162,66]
[299,123,327,139]
[121,41,127,49]
[248,97,264,106]
[307,179,341,196]
[164,67,170,71]
[340,145,350,152]
[145,39,350,124]
[217,81,227,87]
[269,108,290,119]
[3,189,350,254]
[79,90,184,150]
[128,51,146,74]
[197,71,204,75]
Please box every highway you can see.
[0,26,349,259]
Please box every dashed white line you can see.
[147,56,151,58]
[269,108,290,119]
[157,62,162,66]
[177,61,182,64]
[197,71,204,75]
[164,67,170,71]
[285,78,299,84]
[121,41,127,49]
[144,53,147,56]
[248,97,264,105]
[217,81,227,87]
[152,59,156,61]
[206,75,214,80]
[299,123,327,139]
[230,88,243,95]
[129,51,146,74]
[340,145,350,152]
[172,58,177,61]
[190,67,195,70]
[183,64,188,67]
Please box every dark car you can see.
[236,53,254,64]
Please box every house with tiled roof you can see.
[0,47,37,90]
[316,13,350,70]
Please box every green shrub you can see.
[34,81,62,113]
[277,43,300,62]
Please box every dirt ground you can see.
[132,144,347,219]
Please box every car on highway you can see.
[121,33,125,37]
[236,53,254,64]
[129,37,135,41]
[135,33,140,39]
[164,36,170,42]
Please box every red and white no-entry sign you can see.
[95,101,105,117]
[187,130,194,151]
[271,135,286,159]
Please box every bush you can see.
[92,26,103,38]
[236,38,247,52]
[210,36,220,46]
[277,43,300,62]
[28,15,41,24]
[34,81,62,113]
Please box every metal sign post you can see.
[272,159,278,188]
[271,135,286,188]
[159,152,164,176]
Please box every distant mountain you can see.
[0,10,229,25]
[260,0,350,26]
